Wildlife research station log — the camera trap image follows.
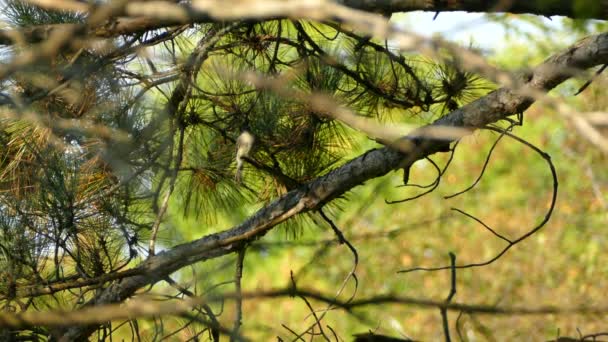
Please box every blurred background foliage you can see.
[0,1,607,340]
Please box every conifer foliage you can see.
[0,0,607,340]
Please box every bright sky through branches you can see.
[397,11,564,50]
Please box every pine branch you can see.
[55,31,608,341]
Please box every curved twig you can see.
[399,127,558,273]
[386,141,458,204]
[444,126,510,199]
[450,208,512,244]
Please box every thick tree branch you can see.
[55,31,608,341]
[1,0,606,46]
[338,0,608,19]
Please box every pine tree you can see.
[0,1,607,340]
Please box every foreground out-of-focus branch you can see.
[3,287,608,329]
[2,0,607,46]
[51,31,608,341]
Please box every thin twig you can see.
[290,209,359,341]
[231,248,246,342]
[440,252,457,342]
[450,208,512,244]
[148,125,185,256]
[290,271,329,341]
[444,126,510,200]
[400,127,558,273]
[164,276,221,342]
[575,64,607,95]
[386,142,458,204]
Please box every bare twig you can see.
[575,64,607,95]
[400,127,558,273]
[289,209,358,341]
[386,143,458,204]
[148,125,184,256]
[440,252,457,342]
[231,248,246,342]
[444,126,511,199]
[289,271,329,341]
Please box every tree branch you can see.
[4,288,608,329]
[1,0,606,46]
[337,0,608,20]
[54,31,608,341]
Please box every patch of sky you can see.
[392,11,568,52]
